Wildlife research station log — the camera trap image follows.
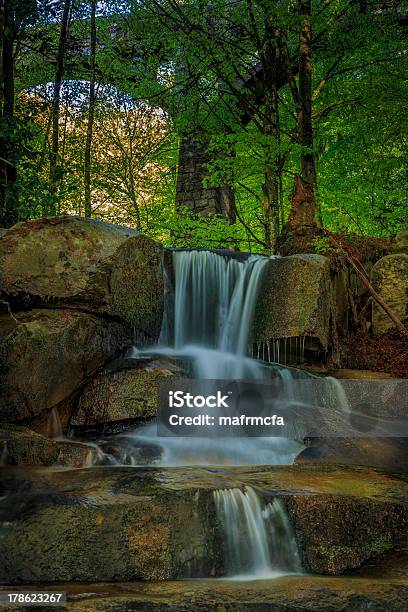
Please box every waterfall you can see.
[46,407,63,439]
[161,251,270,379]
[91,249,350,467]
[90,249,307,466]
[170,250,268,352]
[214,486,302,579]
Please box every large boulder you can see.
[253,255,332,355]
[371,254,408,334]
[288,494,407,575]
[71,359,180,430]
[0,309,131,423]
[0,216,164,338]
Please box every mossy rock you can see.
[0,216,164,338]
[253,254,332,351]
[0,309,131,423]
[0,424,97,467]
[71,360,180,427]
[288,494,408,575]
[1,465,407,583]
[371,254,408,334]
[0,467,221,583]
[391,229,408,253]
[295,437,408,473]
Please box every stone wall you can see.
[175,139,235,221]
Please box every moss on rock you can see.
[71,360,180,427]
[253,254,333,352]
[0,216,164,338]
[0,467,221,583]
[0,424,97,467]
[371,254,408,334]
[0,309,131,423]
[288,494,408,575]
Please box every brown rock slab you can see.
[0,466,221,583]
[0,425,97,468]
[296,437,408,473]
[13,577,406,611]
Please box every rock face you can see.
[253,254,332,355]
[288,494,407,575]
[0,467,221,583]
[0,309,130,423]
[0,465,406,583]
[371,254,408,334]
[0,216,164,338]
[0,425,97,467]
[71,359,180,428]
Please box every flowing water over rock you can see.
[90,250,349,468]
[170,252,269,355]
[91,250,310,466]
[214,486,302,579]
[1,237,406,595]
[60,250,358,579]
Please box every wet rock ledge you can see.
[0,465,407,584]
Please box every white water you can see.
[90,249,348,467]
[91,250,308,466]
[171,252,265,351]
[115,421,302,466]
[214,486,302,579]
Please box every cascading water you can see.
[170,251,267,352]
[90,249,348,466]
[214,486,302,579]
[95,250,304,466]
[161,251,272,379]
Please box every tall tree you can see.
[261,17,281,252]
[48,0,71,212]
[275,0,320,235]
[0,0,18,227]
[84,0,96,218]
[0,0,36,227]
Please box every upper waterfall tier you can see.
[162,250,269,356]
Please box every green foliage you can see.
[5,0,408,247]
[312,236,332,255]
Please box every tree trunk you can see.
[0,0,18,227]
[298,0,317,200]
[262,29,280,253]
[283,0,321,238]
[84,0,96,218]
[48,0,71,213]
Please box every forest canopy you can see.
[0,0,407,252]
